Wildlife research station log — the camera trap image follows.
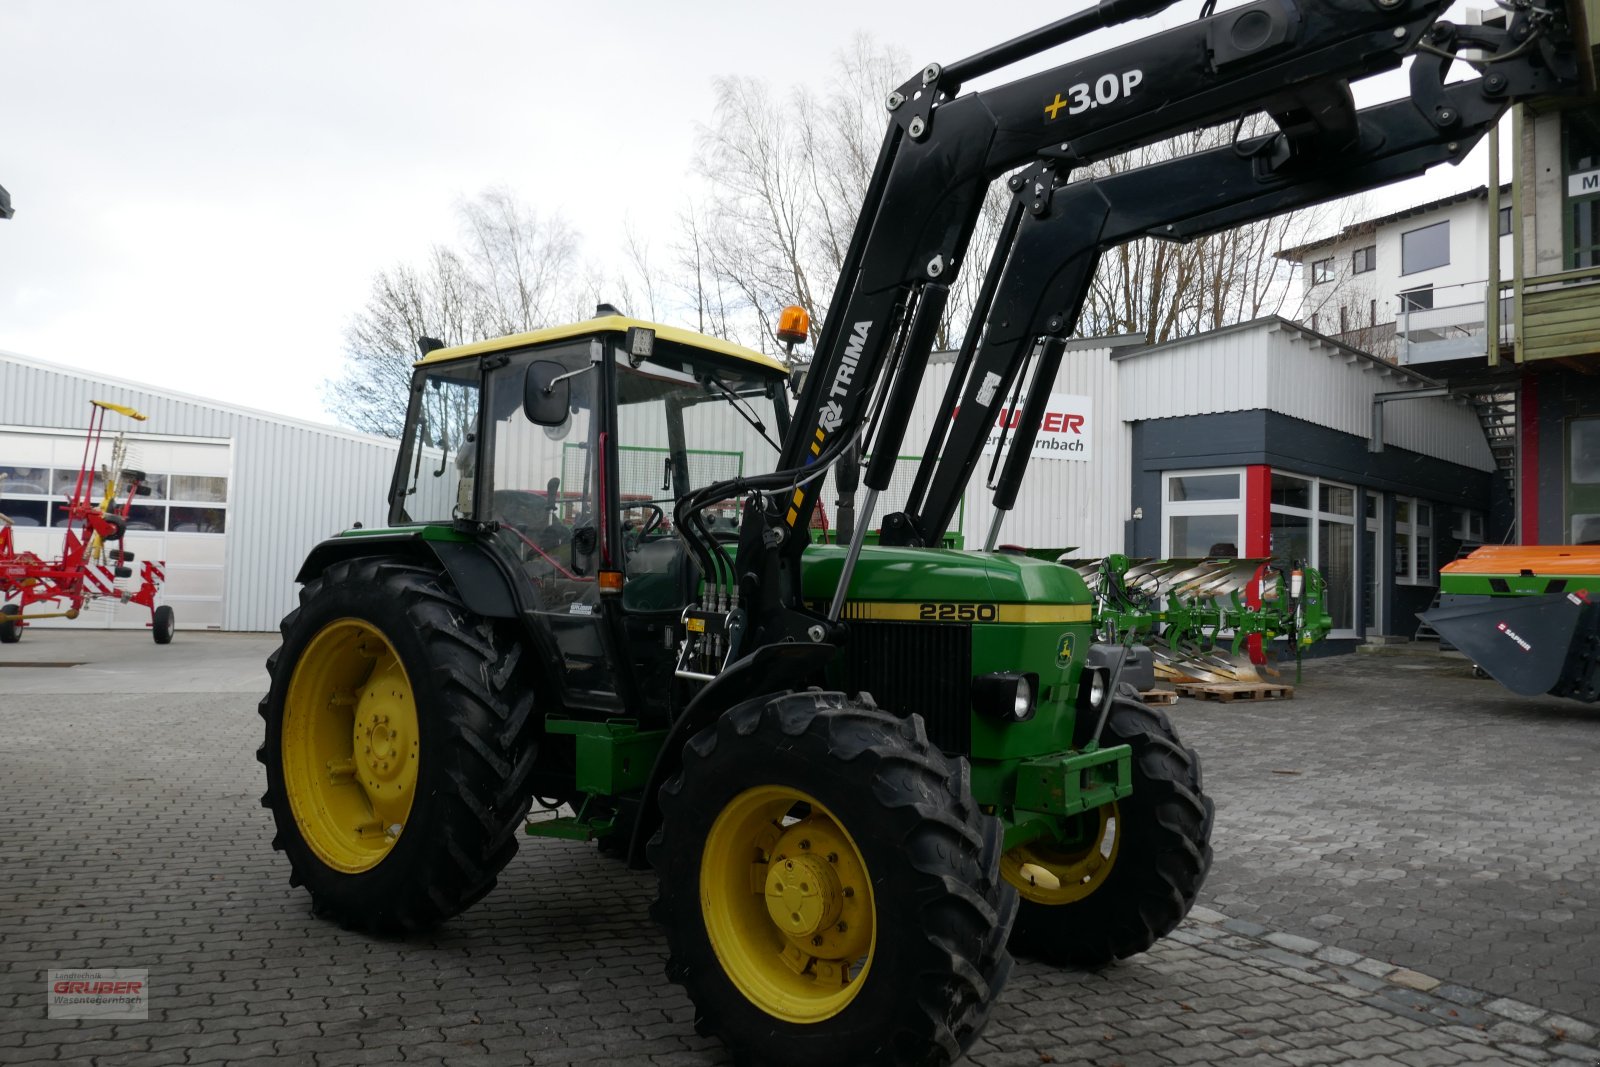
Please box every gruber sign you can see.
[977,392,1093,462]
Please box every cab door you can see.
[480,339,631,712]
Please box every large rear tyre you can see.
[0,603,21,644]
[1004,693,1213,967]
[650,692,1016,1067]
[257,557,537,933]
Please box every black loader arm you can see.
[895,4,1585,545]
[680,0,1581,670]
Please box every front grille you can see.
[842,621,972,753]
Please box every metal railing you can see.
[1394,279,1514,365]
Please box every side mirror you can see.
[524,361,571,426]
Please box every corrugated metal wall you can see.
[1118,319,1494,471]
[1,352,398,631]
[4,317,1491,631]
[814,343,1130,556]
[982,343,1131,555]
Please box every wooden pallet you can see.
[1173,680,1294,702]
[1138,688,1179,706]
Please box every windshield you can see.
[612,355,785,534]
[470,340,784,608]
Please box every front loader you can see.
[259,0,1586,1062]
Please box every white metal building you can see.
[3,315,1491,639]
[1277,185,1512,366]
[0,351,398,632]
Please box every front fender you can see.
[296,531,518,619]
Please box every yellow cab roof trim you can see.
[416,315,789,376]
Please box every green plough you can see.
[1060,555,1333,683]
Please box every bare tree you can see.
[325,189,590,435]
[682,36,919,353]
[1286,227,1397,360]
[1072,121,1362,344]
[324,247,485,438]
[457,186,585,333]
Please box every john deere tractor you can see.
[259,0,1584,1060]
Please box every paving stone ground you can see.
[1,632,1597,1066]
[1181,650,1600,1022]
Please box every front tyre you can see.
[257,557,537,933]
[1004,693,1213,967]
[650,693,1016,1067]
[0,603,21,643]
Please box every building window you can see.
[1339,306,1349,334]
[0,461,228,534]
[1311,258,1334,285]
[1163,469,1244,557]
[1566,417,1600,543]
[1394,497,1434,585]
[1450,507,1485,542]
[1565,110,1600,269]
[1498,205,1513,237]
[1270,473,1356,634]
[1399,286,1434,312]
[1351,245,1376,273]
[1363,492,1383,634]
[1400,220,1449,275]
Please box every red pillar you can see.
[1520,374,1539,545]
[1244,465,1271,557]
[1244,465,1271,662]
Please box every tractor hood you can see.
[800,545,1093,608]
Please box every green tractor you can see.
[258,0,1584,1057]
[259,314,1210,1061]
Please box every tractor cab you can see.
[390,311,792,712]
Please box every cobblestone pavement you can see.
[2,632,1598,1066]
[1182,650,1600,1023]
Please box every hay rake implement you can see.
[0,400,174,644]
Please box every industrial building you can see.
[0,350,397,632]
[2,315,1489,640]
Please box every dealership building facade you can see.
[2,318,1489,640]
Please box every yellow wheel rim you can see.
[1001,803,1120,905]
[700,785,876,1024]
[282,619,419,874]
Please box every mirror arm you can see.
[544,366,589,393]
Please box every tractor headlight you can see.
[1087,668,1108,711]
[972,671,1038,722]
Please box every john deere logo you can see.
[1055,632,1076,668]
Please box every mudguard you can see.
[295,532,518,619]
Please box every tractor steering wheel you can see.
[624,504,667,551]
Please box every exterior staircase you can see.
[1467,389,1517,488]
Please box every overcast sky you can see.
[2,0,1495,429]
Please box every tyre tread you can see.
[258,557,539,933]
